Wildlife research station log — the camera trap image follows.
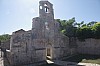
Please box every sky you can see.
[0,0,100,35]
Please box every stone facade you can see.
[6,0,74,66]
[4,0,100,66]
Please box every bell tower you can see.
[39,0,54,21]
[32,0,55,39]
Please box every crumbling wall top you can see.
[14,29,25,34]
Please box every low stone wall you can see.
[1,40,10,50]
[77,38,100,55]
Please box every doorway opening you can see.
[46,48,52,60]
[46,48,54,64]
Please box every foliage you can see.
[56,17,77,37]
[92,22,100,39]
[87,21,97,27]
[76,26,93,40]
[0,34,11,42]
[76,22,99,40]
[75,21,84,28]
[56,18,100,39]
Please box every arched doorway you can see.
[46,48,52,60]
[46,42,53,60]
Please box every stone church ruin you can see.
[4,0,75,66]
[1,0,100,66]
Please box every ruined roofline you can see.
[39,0,53,6]
[13,29,25,34]
[32,17,40,20]
[40,0,48,1]
[12,29,32,35]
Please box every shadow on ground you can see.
[63,54,100,63]
[38,63,85,66]
[38,63,61,66]
[2,54,100,66]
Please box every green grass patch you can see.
[63,54,100,64]
[81,59,100,64]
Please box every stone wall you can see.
[77,38,100,55]
[53,33,70,59]
[7,29,36,66]
[1,40,10,50]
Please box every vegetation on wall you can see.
[56,18,100,40]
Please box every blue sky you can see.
[0,0,100,35]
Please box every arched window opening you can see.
[40,6,43,9]
[44,3,49,13]
[45,7,49,13]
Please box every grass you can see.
[81,59,100,64]
[63,54,100,64]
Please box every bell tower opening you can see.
[44,3,49,13]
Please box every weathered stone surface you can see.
[77,38,100,55]
[5,0,72,66]
[1,1,100,66]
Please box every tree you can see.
[92,22,100,39]
[65,17,76,37]
[56,18,100,40]
[56,19,67,31]
[76,26,93,40]
[87,21,97,27]
[0,34,11,42]
[75,21,84,28]
[56,17,77,37]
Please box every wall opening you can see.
[45,7,49,13]
[47,48,50,56]
[46,48,52,60]
[40,6,43,9]
[44,4,49,13]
